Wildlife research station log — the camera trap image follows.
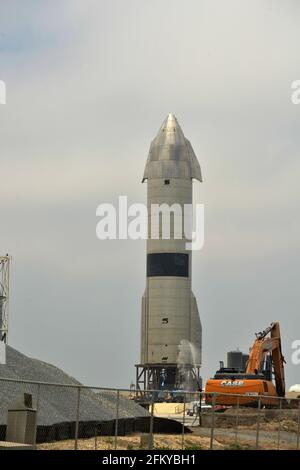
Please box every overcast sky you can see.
[0,0,299,388]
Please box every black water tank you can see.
[227,351,243,370]
[242,353,249,371]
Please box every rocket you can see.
[138,114,202,391]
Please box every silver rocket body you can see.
[137,114,202,392]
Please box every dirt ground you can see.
[209,408,299,432]
[37,433,224,450]
[37,426,299,451]
[37,407,300,451]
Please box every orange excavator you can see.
[205,322,286,406]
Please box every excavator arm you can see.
[271,322,285,397]
[246,322,285,396]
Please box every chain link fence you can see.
[0,377,299,450]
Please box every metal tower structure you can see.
[0,255,11,343]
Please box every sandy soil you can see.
[37,425,300,451]
[37,433,224,451]
[37,408,300,451]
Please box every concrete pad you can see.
[151,402,185,415]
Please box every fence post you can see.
[235,395,240,446]
[149,392,154,450]
[75,386,81,450]
[255,396,261,450]
[95,424,98,451]
[34,383,40,446]
[181,393,186,450]
[198,391,202,427]
[210,394,216,450]
[277,397,282,450]
[297,399,300,450]
[114,389,120,450]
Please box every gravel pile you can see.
[0,346,148,426]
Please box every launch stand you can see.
[135,363,201,397]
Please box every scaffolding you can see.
[0,255,11,343]
[135,363,201,397]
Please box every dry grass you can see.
[37,433,224,451]
[239,418,298,433]
[37,430,299,451]
[37,408,300,451]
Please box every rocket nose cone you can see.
[162,113,178,130]
[158,114,184,140]
[142,113,202,182]
[167,113,176,121]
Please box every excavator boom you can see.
[271,322,285,396]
